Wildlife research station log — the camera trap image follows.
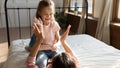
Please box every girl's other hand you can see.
[51,44,58,51]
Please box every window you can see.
[118,0,120,18]
[113,0,120,22]
[70,0,93,15]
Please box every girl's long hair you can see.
[36,0,55,22]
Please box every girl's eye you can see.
[44,13,47,15]
[43,14,48,17]
[45,14,48,16]
[50,13,53,16]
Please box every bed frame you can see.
[4,0,88,46]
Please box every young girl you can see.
[26,24,80,68]
[25,0,61,68]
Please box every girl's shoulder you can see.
[51,21,60,28]
[50,21,60,32]
[51,21,59,26]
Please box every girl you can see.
[25,0,61,68]
[26,24,80,68]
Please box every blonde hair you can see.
[36,0,55,22]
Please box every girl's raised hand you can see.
[32,23,43,40]
[33,17,43,25]
[34,17,38,23]
[33,17,43,33]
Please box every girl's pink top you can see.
[39,21,60,50]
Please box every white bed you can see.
[3,34,120,68]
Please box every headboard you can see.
[4,0,88,46]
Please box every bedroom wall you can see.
[0,0,63,28]
[0,0,105,28]
[0,0,106,28]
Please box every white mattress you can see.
[3,34,120,68]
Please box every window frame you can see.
[69,0,94,17]
[112,0,120,22]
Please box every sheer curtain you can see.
[77,0,86,34]
[0,0,3,28]
[63,0,70,13]
[0,0,2,15]
[95,0,113,44]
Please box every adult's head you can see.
[51,52,76,68]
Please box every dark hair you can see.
[36,0,55,19]
[52,52,76,68]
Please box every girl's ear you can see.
[39,16,42,20]
[37,11,41,19]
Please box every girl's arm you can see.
[29,23,43,57]
[26,23,43,68]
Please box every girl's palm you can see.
[33,23,43,40]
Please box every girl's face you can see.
[39,6,54,25]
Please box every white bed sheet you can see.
[3,34,120,68]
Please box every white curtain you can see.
[0,0,3,28]
[0,0,2,16]
[63,0,70,13]
[77,0,86,34]
[95,0,113,44]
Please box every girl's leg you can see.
[36,51,48,68]
[45,50,57,59]
[25,34,36,52]
[29,34,36,48]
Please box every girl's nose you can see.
[47,15,50,18]
[47,15,51,19]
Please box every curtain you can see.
[95,0,113,44]
[77,0,86,34]
[0,0,1,14]
[0,0,2,27]
[63,0,70,13]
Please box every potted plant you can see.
[55,11,67,29]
